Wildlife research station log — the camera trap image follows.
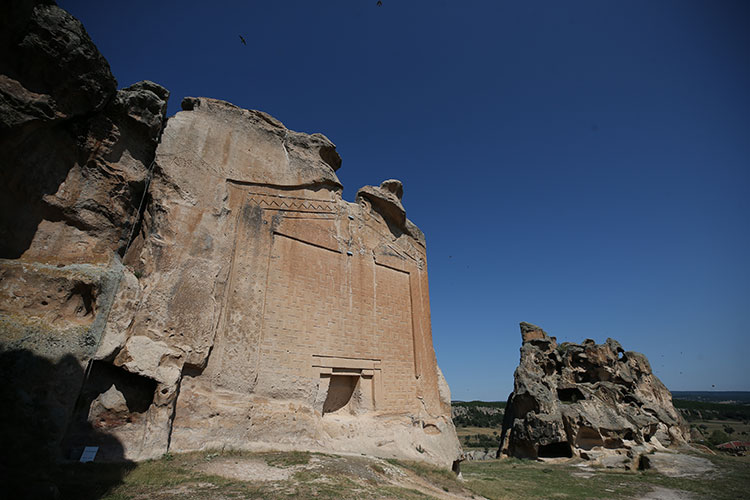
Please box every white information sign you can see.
[79,446,99,463]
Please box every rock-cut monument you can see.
[0,0,460,468]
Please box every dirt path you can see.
[197,457,298,481]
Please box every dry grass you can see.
[47,448,750,500]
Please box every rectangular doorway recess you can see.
[312,355,382,415]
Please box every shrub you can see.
[707,430,730,446]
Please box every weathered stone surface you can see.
[1,2,459,470]
[82,96,460,466]
[0,0,116,129]
[0,0,169,262]
[464,449,496,461]
[174,97,342,189]
[0,0,168,474]
[640,451,716,477]
[1,79,169,263]
[356,179,426,246]
[499,322,688,462]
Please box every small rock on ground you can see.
[645,452,715,478]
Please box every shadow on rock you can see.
[0,349,135,499]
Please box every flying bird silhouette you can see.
[239,35,247,45]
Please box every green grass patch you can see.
[460,452,750,500]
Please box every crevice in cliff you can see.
[119,115,169,258]
[181,363,206,378]
[164,377,182,454]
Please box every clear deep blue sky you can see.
[60,0,749,400]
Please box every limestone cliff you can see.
[499,322,688,467]
[0,0,460,469]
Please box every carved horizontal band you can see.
[246,191,336,213]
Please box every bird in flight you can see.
[239,35,247,45]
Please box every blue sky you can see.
[60,0,749,400]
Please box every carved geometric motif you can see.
[246,191,336,213]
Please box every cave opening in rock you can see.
[68,281,96,318]
[538,442,573,458]
[511,392,540,416]
[557,387,585,403]
[78,361,157,417]
[604,437,624,449]
[322,375,359,415]
[574,371,597,383]
[575,426,603,450]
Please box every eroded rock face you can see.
[1,1,459,468]
[0,0,116,129]
[499,322,688,463]
[79,96,460,466]
[0,0,168,469]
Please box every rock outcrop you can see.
[1,0,169,475]
[499,322,688,466]
[0,0,460,470]
[80,96,460,466]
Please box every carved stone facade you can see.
[91,98,459,465]
[1,1,459,468]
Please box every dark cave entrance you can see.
[538,442,573,458]
[557,387,585,403]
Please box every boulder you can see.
[356,179,425,246]
[499,322,689,462]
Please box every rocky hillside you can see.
[451,401,505,427]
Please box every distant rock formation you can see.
[499,322,688,466]
[0,0,460,469]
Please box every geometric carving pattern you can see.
[247,191,336,213]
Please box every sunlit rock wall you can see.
[0,0,459,469]
[86,98,460,466]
